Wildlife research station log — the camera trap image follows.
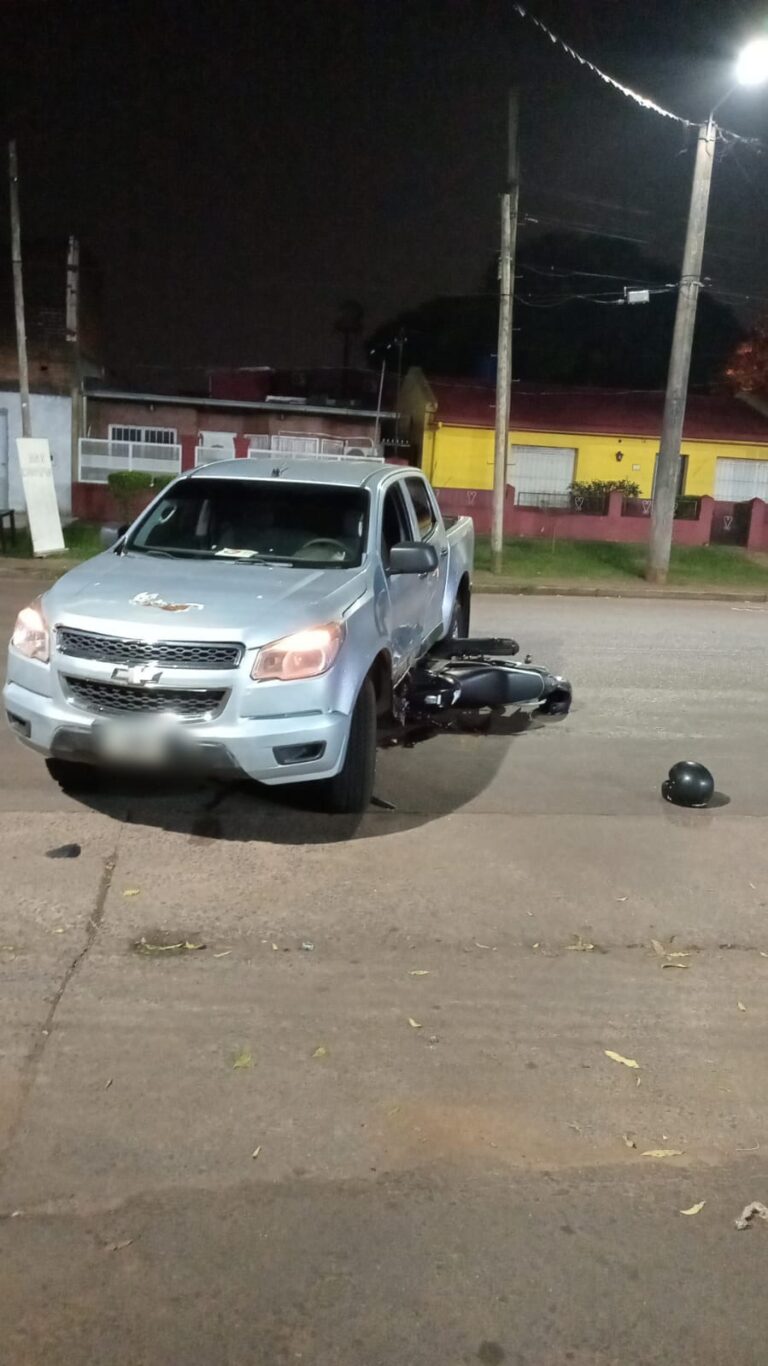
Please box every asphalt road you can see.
[2,578,768,1366]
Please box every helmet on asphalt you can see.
[661,760,715,808]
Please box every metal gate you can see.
[711,501,751,545]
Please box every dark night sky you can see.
[5,0,768,375]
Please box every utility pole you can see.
[8,140,31,438]
[647,117,716,583]
[66,236,81,486]
[491,89,520,575]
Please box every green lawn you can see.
[474,535,768,589]
[0,520,103,561]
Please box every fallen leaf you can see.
[749,882,757,890]
[104,1078,113,1090]
[312,1045,328,1059]
[567,1121,582,1133]
[271,943,279,951]
[251,1145,262,1160]
[616,896,628,903]
[409,970,430,976]
[604,1050,640,1069]
[532,942,540,950]
[408,1018,423,1029]
[622,1134,637,1149]
[642,1149,684,1158]
[651,939,666,958]
[301,941,315,952]
[105,1239,133,1252]
[680,1201,705,1216]
[183,941,206,951]
[213,951,231,958]
[232,1048,253,1070]
[474,941,493,950]
[662,962,690,970]
[760,952,768,959]
[667,951,691,959]
[738,1001,747,1012]
[123,889,140,898]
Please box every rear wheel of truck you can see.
[318,676,377,815]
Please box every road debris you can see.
[735,1201,768,1230]
[104,1078,113,1090]
[567,935,596,952]
[662,961,690,970]
[312,1045,329,1059]
[408,1018,423,1029]
[104,1239,133,1252]
[651,939,666,958]
[680,1201,705,1216]
[251,1145,262,1160]
[642,1149,684,1158]
[604,1050,640,1069]
[46,843,81,859]
[409,970,430,976]
[301,941,315,952]
[474,941,495,951]
[566,1122,581,1133]
[133,937,206,954]
[616,896,628,902]
[622,1134,637,1149]
[738,1001,747,1012]
[213,951,231,958]
[232,1048,253,1070]
[123,889,141,898]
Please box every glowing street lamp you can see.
[735,36,768,88]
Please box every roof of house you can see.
[83,383,397,421]
[426,379,768,444]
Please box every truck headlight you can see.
[11,597,49,662]
[251,622,345,681]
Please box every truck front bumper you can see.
[4,679,351,786]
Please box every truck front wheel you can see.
[318,677,377,814]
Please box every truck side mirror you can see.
[101,524,128,550]
[388,541,438,574]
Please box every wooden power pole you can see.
[491,90,520,575]
[647,118,716,583]
[66,236,81,485]
[8,140,31,438]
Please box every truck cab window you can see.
[381,484,411,566]
[405,477,438,540]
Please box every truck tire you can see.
[445,584,471,641]
[46,757,104,793]
[318,677,377,814]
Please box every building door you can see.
[712,457,768,545]
[0,409,7,508]
[508,445,575,507]
[651,453,688,498]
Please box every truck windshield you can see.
[126,478,369,567]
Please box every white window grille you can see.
[714,458,768,502]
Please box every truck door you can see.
[401,474,446,647]
[380,480,431,676]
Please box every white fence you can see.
[78,438,182,484]
[248,433,381,461]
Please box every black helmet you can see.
[662,760,714,808]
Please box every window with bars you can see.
[109,425,178,444]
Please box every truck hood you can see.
[43,551,368,646]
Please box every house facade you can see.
[400,369,768,506]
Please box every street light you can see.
[647,38,768,582]
[735,36,768,87]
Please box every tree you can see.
[724,325,768,394]
[368,231,742,389]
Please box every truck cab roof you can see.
[187,456,406,491]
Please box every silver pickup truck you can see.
[5,455,570,812]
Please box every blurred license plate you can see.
[94,720,175,766]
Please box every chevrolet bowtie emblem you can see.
[112,665,163,686]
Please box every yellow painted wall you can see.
[427,423,768,497]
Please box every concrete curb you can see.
[474,580,768,603]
